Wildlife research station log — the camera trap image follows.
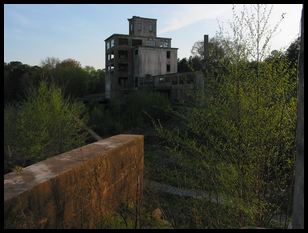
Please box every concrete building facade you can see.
[105,16,178,98]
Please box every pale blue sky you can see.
[4,4,302,69]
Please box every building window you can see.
[130,23,133,32]
[119,63,128,72]
[167,64,170,72]
[119,38,128,45]
[118,77,128,87]
[118,50,128,59]
[135,50,138,55]
[111,39,115,48]
[137,23,142,31]
[106,42,110,49]
[160,40,169,48]
[146,39,155,47]
[132,39,142,46]
[167,51,171,59]
[149,24,153,32]
[135,77,139,88]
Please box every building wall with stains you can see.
[134,47,178,77]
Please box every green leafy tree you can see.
[54,59,89,97]
[153,4,297,228]
[4,81,89,173]
[83,66,105,94]
[4,61,42,105]
[177,58,192,73]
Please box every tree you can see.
[285,37,300,66]
[83,66,105,94]
[52,58,88,98]
[188,56,203,72]
[40,57,61,83]
[153,4,296,228]
[191,37,230,77]
[177,58,192,73]
[4,81,89,173]
[4,61,42,105]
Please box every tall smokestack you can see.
[204,34,209,75]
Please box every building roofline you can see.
[127,16,157,21]
[104,34,127,41]
[104,33,172,41]
[136,46,178,50]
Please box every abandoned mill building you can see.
[105,16,178,98]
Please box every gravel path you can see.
[145,179,224,204]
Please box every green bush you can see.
[87,90,171,137]
[125,90,171,128]
[4,81,89,173]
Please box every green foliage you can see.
[152,4,297,228]
[177,58,192,73]
[153,54,296,228]
[125,90,171,127]
[4,62,43,105]
[191,37,229,75]
[87,90,171,137]
[4,81,89,173]
[4,58,105,106]
[285,37,300,66]
[98,213,135,229]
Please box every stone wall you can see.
[4,134,144,229]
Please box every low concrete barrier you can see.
[4,134,144,229]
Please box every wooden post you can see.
[292,6,304,229]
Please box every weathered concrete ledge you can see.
[4,134,144,229]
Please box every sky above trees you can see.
[4,4,302,69]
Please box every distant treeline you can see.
[4,58,105,106]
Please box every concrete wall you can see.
[4,134,144,229]
[134,47,178,77]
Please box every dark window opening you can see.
[110,39,115,48]
[119,63,128,72]
[167,51,171,59]
[167,64,171,72]
[118,50,128,59]
[135,50,138,55]
[118,38,128,45]
[118,77,128,87]
[132,39,142,46]
[135,77,139,88]
[137,23,142,31]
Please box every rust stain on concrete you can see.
[4,134,144,229]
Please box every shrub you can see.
[4,81,89,173]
